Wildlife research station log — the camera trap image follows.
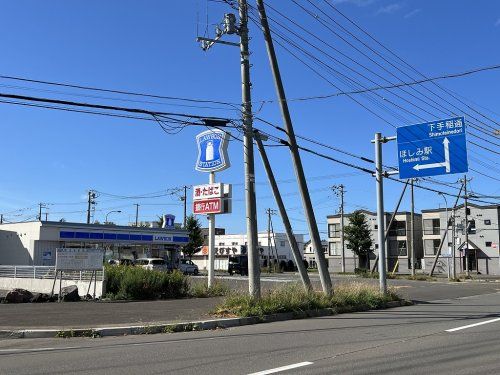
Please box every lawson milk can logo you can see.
[195,129,230,172]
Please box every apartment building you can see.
[326,210,423,273]
[421,203,499,275]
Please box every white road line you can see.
[248,362,314,375]
[446,317,500,332]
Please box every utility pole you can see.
[239,0,260,298]
[266,208,277,272]
[134,204,139,227]
[254,131,311,290]
[38,203,44,221]
[45,212,48,221]
[451,203,456,279]
[183,186,188,228]
[374,133,387,294]
[461,175,471,277]
[86,190,96,224]
[196,4,260,297]
[257,0,332,295]
[410,179,416,277]
[332,185,346,273]
[0,214,3,224]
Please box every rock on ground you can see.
[5,288,33,303]
[60,285,80,302]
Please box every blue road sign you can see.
[195,129,231,173]
[397,117,468,179]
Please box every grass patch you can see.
[189,280,230,298]
[105,265,189,300]
[213,282,401,318]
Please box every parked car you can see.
[178,259,199,275]
[228,255,248,276]
[136,258,171,272]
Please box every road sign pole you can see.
[208,172,216,288]
[374,133,387,294]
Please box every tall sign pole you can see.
[257,0,332,294]
[195,128,232,289]
[239,0,260,298]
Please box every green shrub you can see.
[105,265,189,300]
[214,282,401,318]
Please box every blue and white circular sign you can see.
[195,129,231,172]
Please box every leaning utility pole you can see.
[254,131,311,290]
[239,0,260,298]
[257,0,332,294]
[332,185,346,273]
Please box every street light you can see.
[438,193,451,279]
[105,210,122,224]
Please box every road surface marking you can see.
[446,317,500,332]
[248,362,313,375]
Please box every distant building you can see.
[326,210,423,273]
[0,221,188,266]
[421,203,499,275]
[191,231,304,271]
[303,240,328,269]
[201,227,226,245]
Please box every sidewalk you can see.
[0,297,222,331]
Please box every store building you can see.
[0,221,189,266]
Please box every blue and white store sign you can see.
[195,129,230,173]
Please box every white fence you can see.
[0,266,105,297]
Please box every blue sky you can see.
[0,0,499,237]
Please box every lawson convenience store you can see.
[0,221,189,266]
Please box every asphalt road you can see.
[1,290,499,374]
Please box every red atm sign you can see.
[193,198,222,214]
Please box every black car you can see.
[228,255,248,276]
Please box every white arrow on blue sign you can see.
[397,117,468,179]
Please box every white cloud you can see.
[404,8,421,19]
[375,3,403,15]
[331,0,376,7]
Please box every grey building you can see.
[421,203,500,275]
[327,210,423,273]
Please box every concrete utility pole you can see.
[428,183,464,276]
[195,4,260,297]
[266,208,277,272]
[183,186,188,228]
[256,0,332,294]
[0,214,3,224]
[254,132,311,290]
[462,175,471,277]
[410,179,416,277]
[332,185,346,273]
[38,203,44,221]
[86,190,96,224]
[373,133,387,294]
[452,203,457,279]
[134,204,139,227]
[239,0,260,298]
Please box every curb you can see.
[0,300,410,340]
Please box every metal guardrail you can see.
[0,266,104,281]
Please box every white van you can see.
[135,258,171,272]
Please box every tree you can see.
[182,215,204,259]
[344,211,374,269]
